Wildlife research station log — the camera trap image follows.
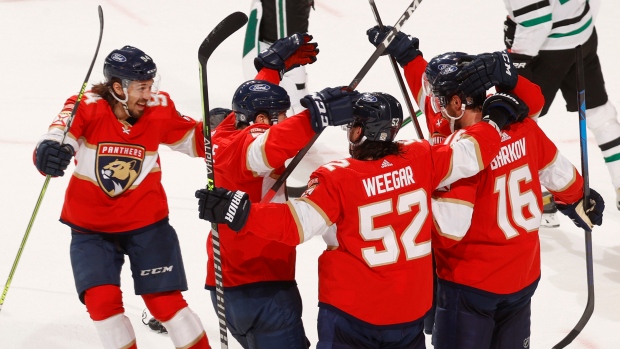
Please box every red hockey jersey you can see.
[205,70,317,287]
[432,118,584,294]
[243,121,502,325]
[37,91,205,233]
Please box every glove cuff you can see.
[225,191,251,232]
[301,93,328,133]
[254,57,285,79]
[508,53,533,70]
[484,109,508,131]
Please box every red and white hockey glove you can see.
[254,33,319,78]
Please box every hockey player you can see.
[33,46,211,349]
[365,25,548,334]
[143,33,320,343]
[243,0,314,114]
[194,87,528,348]
[425,52,605,349]
[503,0,620,209]
[365,25,561,231]
[199,34,357,349]
[366,26,604,346]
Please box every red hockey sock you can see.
[188,333,211,349]
[141,290,187,322]
[84,284,124,321]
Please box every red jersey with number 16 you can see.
[432,118,584,294]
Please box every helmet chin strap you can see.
[109,84,131,118]
[441,104,465,132]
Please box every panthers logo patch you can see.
[96,143,145,197]
[302,178,320,197]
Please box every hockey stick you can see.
[552,44,594,349]
[0,5,104,314]
[198,11,248,348]
[401,110,424,129]
[368,0,424,139]
[261,0,424,204]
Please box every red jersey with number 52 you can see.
[298,122,500,325]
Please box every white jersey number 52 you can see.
[359,190,431,267]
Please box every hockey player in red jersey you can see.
[425,52,605,348]
[194,87,528,348]
[433,66,604,349]
[197,33,358,349]
[33,46,211,349]
[366,27,605,347]
[365,25,552,335]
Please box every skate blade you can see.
[541,213,560,228]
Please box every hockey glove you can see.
[556,189,605,232]
[254,33,319,78]
[301,87,361,133]
[503,16,517,50]
[34,139,74,177]
[456,51,518,96]
[366,25,422,67]
[504,16,535,80]
[481,92,529,130]
[195,187,251,232]
[508,52,534,81]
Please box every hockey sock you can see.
[92,313,137,349]
[162,307,210,349]
[586,101,620,189]
[84,285,124,321]
[142,290,188,322]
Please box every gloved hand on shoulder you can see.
[481,92,529,130]
[34,139,74,177]
[195,187,251,232]
[254,33,319,78]
[456,51,518,96]
[301,87,361,133]
[556,189,605,232]
[366,25,422,67]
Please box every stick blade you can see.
[198,12,248,65]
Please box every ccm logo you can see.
[141,266,173,276]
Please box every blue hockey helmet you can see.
[103,45,157,82]
[231,80,291,125]
[351,92,403,142]
[423,51,484,109]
